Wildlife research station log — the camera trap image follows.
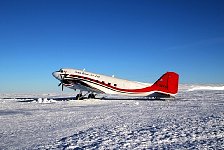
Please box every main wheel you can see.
[76,94,82,100]
[91,94,95,99]
[88,93,95,99]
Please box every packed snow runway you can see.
[0,85,224,149]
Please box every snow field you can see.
[0,85,224,149]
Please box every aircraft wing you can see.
[64,79,105,94]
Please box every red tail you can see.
[152,72,179,94]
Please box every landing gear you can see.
[75,93,83,100]
[75,92,96,100]
[88,93,95,99]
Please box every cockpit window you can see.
[59,69,63,73]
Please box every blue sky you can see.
[0,0,224,93]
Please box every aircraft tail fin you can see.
[152,72,179,95]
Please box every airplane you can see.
[52,68,179,100]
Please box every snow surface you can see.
[188,85,224,91]
[0,84,224,149]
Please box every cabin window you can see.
[102,81,105,84]
[108,83,111,86]
[114,84,117,87]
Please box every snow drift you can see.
[188,85,224,91]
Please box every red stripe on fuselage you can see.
[69,74,155,93]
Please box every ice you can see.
[0,84,223,149]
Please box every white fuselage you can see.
[52,68,179,97]
[53,68,156,96]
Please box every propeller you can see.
[58,82,63,91]
[58,73,67,91]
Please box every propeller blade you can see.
[58,73,68,91]
[58,82,64,91]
